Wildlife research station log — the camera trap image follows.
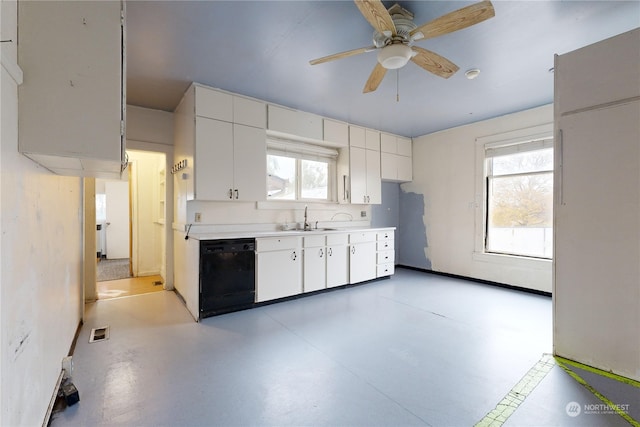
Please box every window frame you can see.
[485,142,554,259]
[266,141,337,203]
[474,123,554,265]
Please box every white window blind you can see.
[485,138,553,159]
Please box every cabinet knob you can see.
[328,248,333,256]
[291,251,297,261]
[351,246,356,254]
[319,248,324,258]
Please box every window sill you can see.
[472,252,552,270]
[257,200,338,210]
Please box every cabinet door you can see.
[324,119,349,147]
[366,148,382,204]
[349,242,377,284]
[397,137,412,157]
[195,117,234,200]
[365,129,381,151]
[233,124,266,201]
[256,249,302,302]
[397,155,413,182]
[350,147,368,204]
[380,152,398,181]
[326,245,349,288]
[349,126,366,148]
[195,86,233,122]
[380,133,397,154]
[303,247,326,292]
[234,96,265,128]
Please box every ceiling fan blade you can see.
[309,46,376,65]
[354,0,396,36]
[410,46,459,79]
[363,63,387,93]
[410,0,495,41]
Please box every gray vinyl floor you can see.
[51,268,637,426]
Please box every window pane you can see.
[267,155,296,200]
[491,148,553,176]
[487,172,553,258]
[300,159,328,200]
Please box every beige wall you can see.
[1,1,83,424]
[402,104,554,292]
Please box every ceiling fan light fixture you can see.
[377,44,412,70]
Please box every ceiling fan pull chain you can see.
[396,69,400,102]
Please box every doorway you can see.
[95,150,167,299]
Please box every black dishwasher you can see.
[199,238,255,318]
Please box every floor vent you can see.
[89,326,110,343]
[153,281,163,286]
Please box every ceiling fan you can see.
[309,0,495,93]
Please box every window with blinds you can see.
[485,138,553,258]
[266,139,338,202]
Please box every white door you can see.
[303,246,326,292]
[105,180,129,259]
[350,147,367,204]
[256,249,302,302]
[233,124,267,201]
[326,245,349,288]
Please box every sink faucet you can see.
[304,205,311,231]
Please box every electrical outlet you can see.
[361,210,367,218]
[195,212,202,222]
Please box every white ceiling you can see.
[125,1,640,137]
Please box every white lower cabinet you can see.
[326,233,350,288]
[256,237,302,302]
[303,235,326,293]
[377,230,395,278]
[349,231,377,284]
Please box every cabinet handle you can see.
[234,189,239,199]
[328,247,333,256]
[228,189,233,199]
[363,195,367,203]
[351,246,356,254]
[291,251,297,261]
[558,129,564,206]
[319,248,324,258]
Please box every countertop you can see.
[187,227,396,241]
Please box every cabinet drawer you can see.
[195,86,232,121]
[303,235,325,248]
[256,236,302,252]
[350,231,377,244]
[377,231,394,241]
[377,250,395,264]
[377,263,395,277]
[377,240,394,250]
[326,233,349,245]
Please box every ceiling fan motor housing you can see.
[372,4,417,48]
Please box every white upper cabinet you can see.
[174,84,266,202]
[380,133,412,182]
[18,1,125,178]
[234,96,266,129]
[195,86,232,121]
[349,126,366,149]
[323,119,349,147]
[365,129,381,151]
[267,105,323,140]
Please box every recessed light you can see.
[465,68,481,80]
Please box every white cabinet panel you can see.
[326,233,349,246]
[234,96,265,128]
[257,236,302,252]
[397,155,413,182]
[380,133,397,153]
[365,129,381,151]
[196,86,232,122]
[350,231,377,243]
[324,119,349,147]
[350,147,368,204]
[195,117,233,200]
[256,249,302,302]
[304,246,326,293]
[327,244,349,288]
[377,250,395,264]
[377,264,394,277]
[366,149,381,204]
[268,105,322,139]
[397,137,412,156]
[349,126,366,148]
[233,124,266,201]
[381,152,397,181]
[18,1,124,177]
[349,241,377,284]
